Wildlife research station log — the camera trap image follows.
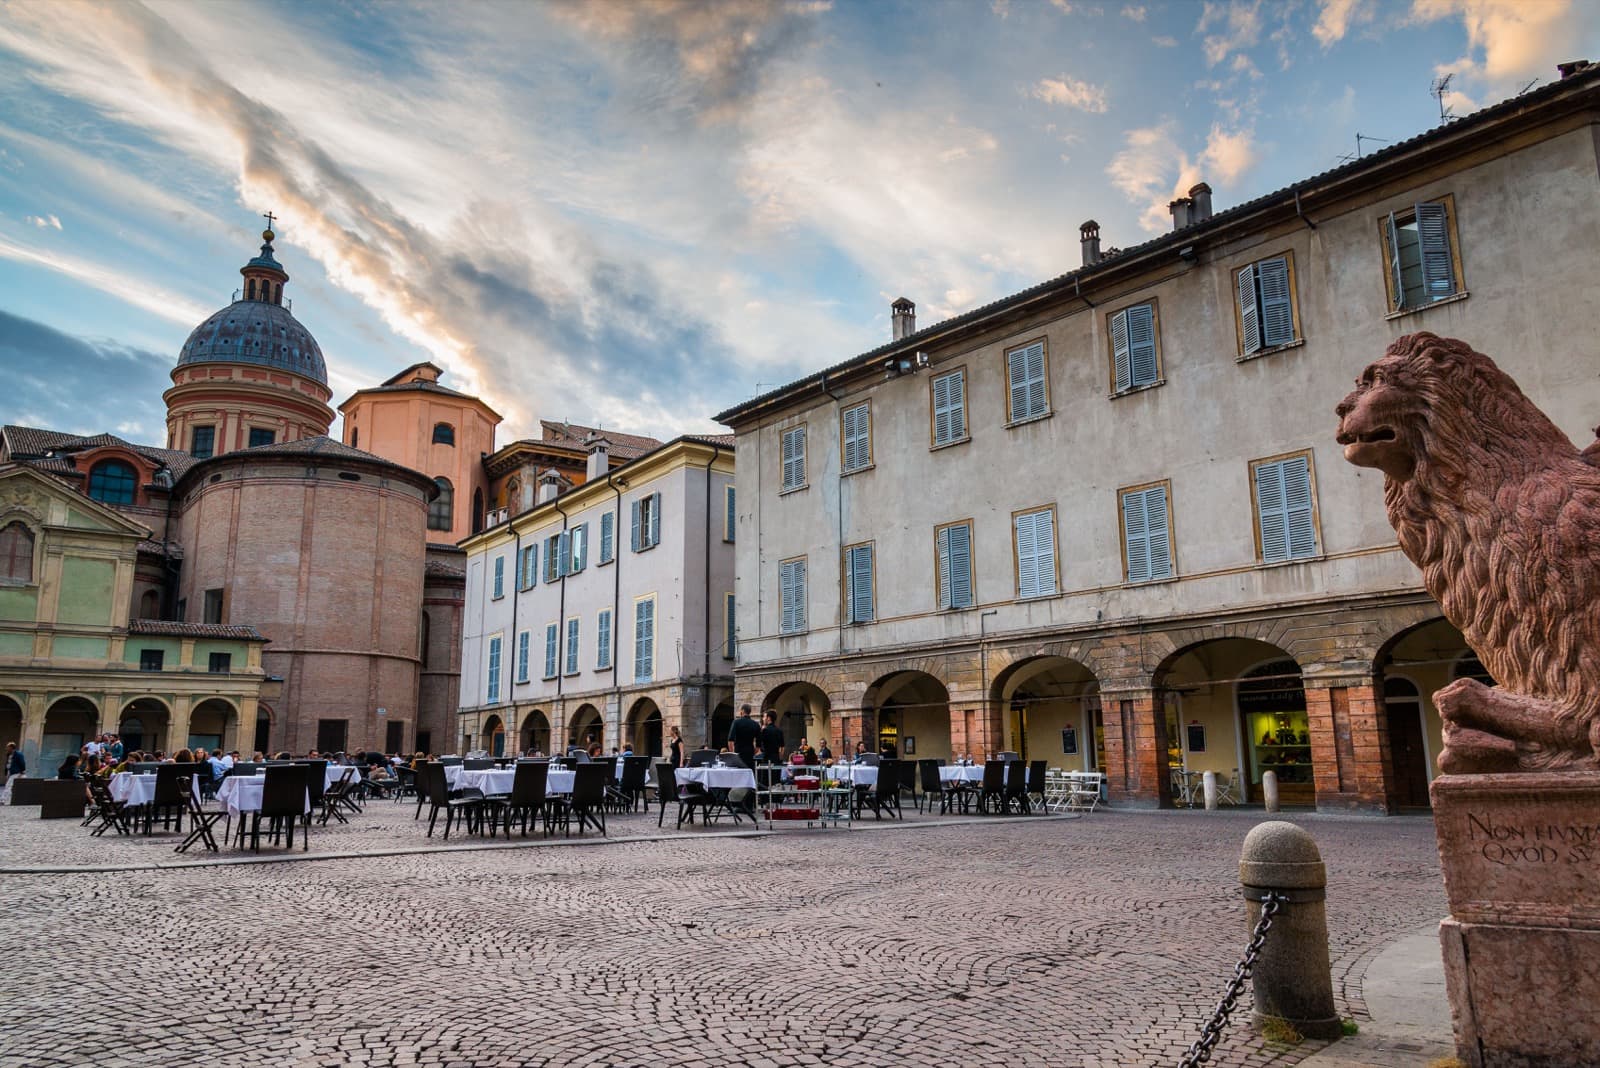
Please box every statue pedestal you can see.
[1432,772,1600,1067]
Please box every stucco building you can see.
[716,63,1600,812]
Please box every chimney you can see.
[1169,196,1194,230]
[1080,220,1101,266]
[1188,183,1213,223]
[890,298,916,341]
[537,468,564,504]
[584,432,610,482]
[1558,59,1593,79]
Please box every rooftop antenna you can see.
[1336,132,1391,166]
[1517,77,1539,95]
[1430,73,1455,122]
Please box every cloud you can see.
[1030,75,1109,112]
[1412,0,1595,95]
[1107,120,1259,233]
[0,308,170,439]
[24,214,62,229]
[0,233,211,326]
[1312,0,1374,46]
[1121,5,1147,22]
[1152,34,1179,46]
[1198,0,1262,67]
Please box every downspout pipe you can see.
[507,524,521,755]
[606,471,625,748]
[819,372,846,662]
[701,444,726,744]
[1294,189,1318,230]
[553,494,570,744]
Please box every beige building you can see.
[716,64,1600,812]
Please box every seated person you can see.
[57,754,81,780]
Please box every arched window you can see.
[246,279,257,300]
[350,428,359,449]
[428,477,454,531]
[504,478,521,512]
[0,521,35,584]
[87,460,137,505]
[432,423,456,446]
[138,589,160,619]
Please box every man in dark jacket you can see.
[758,710,785,766]
[728,705,760,769]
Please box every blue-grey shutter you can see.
[487,637,500,702]
[1386,212,1405,309]
[1237,263,1261,356]
[565,618,579,674]
[1415,201,1454,300]
[846,546,874,623]
[1257,257,1294,347]
[780,560,805,633]
[527,544,537,588]
[1007,348,1029,420]
[1145,487,1171,579]
[1111,309,1132,392]
[1256,462,1289,562]
[571,524,587,573]
[843,403,870,471]
[725,487,735,541]
[493,556,504,598]
[648,492,661,547]
[597,610,612,668]
[933,370,965,444]
[630,500,641,552]
[936,526,953,610]
[517,630,529,682]
[1127,303,1158,386]
[544,623,558,678]
[1024,342,1046,417]
[635,599,654,682]
[782,428,805,489]
[544,536,558,582]
[600,511,614,563]
[513,548,524,590]
[1123,489,1151,583]
[943,523,972,608]
[1015,512,1038,597]
[725,596,736,658]
[1282,456,1317,559]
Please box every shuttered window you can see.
[1014,508,1058,599]
[596,609,613,669]
[724,486,736,542]
[1386,198,1461,311]
[543,623,559,679]
[544,534,563,582]
[599,512,615,564]
[1121,484,1173,583]
[936,521,974,610]
[724,593,736,659]
[565,618,580,675]
[630,493,662,551]
[1253,454,1318,563]
[931,369,967,446]
[518,544,538,590]
[780,559,807,634]
[634,598,655,683]
[492,556,504,599]
[568,524,587,574]
[843,544,875,624]
[1005,341,1048,422]
[516,631,530,683]
[1111,302,1159,392]
[841,402,872,472]
[1237,255,1297,356]
[487,636,502,703]
[781,427,806,491]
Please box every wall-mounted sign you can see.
[1061,726,1078,755]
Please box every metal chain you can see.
[1175,891,1285,1068]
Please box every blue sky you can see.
[0,0,1594,443]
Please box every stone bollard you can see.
[1239,821,1341,1040]
[1262,770,1280,813]
[1203,770,1218,810]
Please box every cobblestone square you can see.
[0,809,1445,1068]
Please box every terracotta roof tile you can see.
[539,420,662,460]
[127,620,267,642]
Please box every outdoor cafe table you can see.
[938,765,985,785]
[108,771,198,808]
[215,775,311,818]
[674,766,757,791]
[444,764,576,794]
[827,764,878,787]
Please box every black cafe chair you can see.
[250,764,309,852]
[174,776,225,854]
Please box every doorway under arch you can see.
[990,656,1101,769]
[708,701,733,750]
[626,698,663,758]
[482,714,506,757]
[863,670,951,762]
[118,697,169,755]
[519,709,551,755]
[570,704,603,753]
[188,698,237,754]
[1375,615,1473,806]
[763,681,831,756]
[0,694,21,769]
[45,695,99,772]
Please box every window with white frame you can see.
[568,523,587,574]
[780,426,806,491]
[518,544,538,590]
[1109,302,1160,392]
[1013,507,1058,599]
[724,593,736,659]
[487,636,502,703]
[599,511,615,564]
[843,543,874,624]
[543,623,559,679]
[1236,254,1298,356]
[564,617,580,675]
[544,532,566,582]
[1005,341,1049,422]
[931,369,967,446]
[779,558,806,634]
[1253,453,1318,563]
[631,494,662,551]
[1120,483,1173,583]
[634,597,655,683]
[596,609,613,669]
[1382,196,1463,312]
[516,630,530,683]
[841,402,872,473]
[936,520,974,610]
[724,486,736,542]
[492,556,505,599]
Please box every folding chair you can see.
[320,767,358,825]
[174,776,225,854]
[86,778,130,836]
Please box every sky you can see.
[0,0,1595,445]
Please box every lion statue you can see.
[1335,332,1600,774]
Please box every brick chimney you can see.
[891,298,916,341]
[1169,196,1194,230]
[584,433,610,482]
[1080,220,1101,266]
[1188,182,1213,223]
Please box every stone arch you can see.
[569,704,603,753]
[118,696,170,755]
[1375,615,1475,807]
[44,695,99,771]
[188,697,239,754]
[708,699,734,750]
[253,703,273,756]
[482,714,506,757]
[861,669,952,762]
[518,709,551,755]
[626,697,663,758]
[0,693,21,764]
[763,680,831,757]
[989,654,1101,769]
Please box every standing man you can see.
[2,741,23,802]
[758,710,785,766]
[729,704,760,769]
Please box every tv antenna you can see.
[1430,73,1455,122]
[1335,132,1391,165]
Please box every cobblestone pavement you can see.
[0,809,1445,1068]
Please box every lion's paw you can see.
[1434,676,1490,726]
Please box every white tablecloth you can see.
[828,765,878,786]
[457,768,516,794]
[938,766,985,785]
[109,772,198,808]
[675,766,757,791]
[215,776,311,818]
[545,768,575,795]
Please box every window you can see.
[634,597,656,683]
[544,532,567,582]
[543,623,559,679]
[1005,340,1049,422]
[87,460,137,505]
[518,544,538,590]
[1381,196,1464,312]
[247,428,276,448]
[486,636,502,702]
[492,556,505,599]
[516,630,530,683]
[316,719,348,754]
[1109,302,1161,393]
[1236,254,1299,357]
[504,478,521,514]
[931,369,967,446]
[203,588,224,624]
[190,426,215,459]
[600,511,616,563]
[841,401,872,473]
[597,609,613,669]
[631,493,662,551]
[1013,507,1058,599]
[139,649,164,672]
[1252,453,1319,563]
[350,428,358,449]
[432,423,455,446]
[565,618,580,675]
[724,593,736,659]
[842,543,874,624]
[568,523,588,574]
[1120,482,1174,583]
[780,426,806,491]
[207,652,232,673]
[0,521,34,584]
[779,558,807,634]
[429,477,453,531]
[724,486,736,542]
[936,520,974,610]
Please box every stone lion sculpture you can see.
[1335,332,1600,774]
